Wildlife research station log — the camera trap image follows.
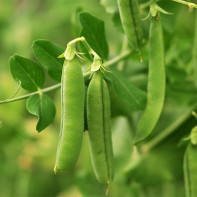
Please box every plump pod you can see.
[117,0,143,51]
[54,58,85,172]
[184,143,197,197]
[134,17,166,144]
[87,71,113,184]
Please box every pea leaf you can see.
[79,12,109,60]
[104,68,146,110]
[26,94,56,132]
[128,142,184,186]
[111,11,123,32]
[32,39,65,82]
[10,55,45,91]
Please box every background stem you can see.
[142,104,197,153]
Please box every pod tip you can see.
[105,184,110,196]
[54,165,57,174]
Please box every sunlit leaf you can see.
[26,94,56,132]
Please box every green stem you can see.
[72,36,99,58]
[0,49,132,105]
[172,0,197,9]
[105,49,132,67]
[117,36,130,71]
[140,1,151,10]
[0,83,61,104]
[141,104,197,153]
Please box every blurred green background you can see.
[0,0,197,197]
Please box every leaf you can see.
[10,55,45,91]
[26,94,56,132]
[32,39,65,82]
[111,11,124,33]
[79,12,109,60]
[104,68,146,110]
[107,82,131,117]
[127,142,184,186]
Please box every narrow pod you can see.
[87,71,114,184]
[134,16,166,144]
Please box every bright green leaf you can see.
[104,68,147,110]
[79,12,109,60]
[26,94,56,132]
[32,39,65,82]
[10,55,45,91]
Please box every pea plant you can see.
[1,0,197,196]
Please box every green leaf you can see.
[104,68,147,110]
[10,55,45,91]
[79,12,109,60]
[32,39,65,82]
[107,82,131,117]
[26,94,56,132]
[111,11,124,33]
[127,143,184,186]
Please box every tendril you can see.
[0,81,21,104]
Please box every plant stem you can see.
[141,104,197,153]
[140,1,151,10]
[0,49,132,105]
[105,49,132,67]
[0,83,61,104]
[172,0,197,9]
[117,36,129,71]
[80,37,99,58]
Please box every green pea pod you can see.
[117,0,143,52]
[134,17,166,144]
[54,58,85,172]
[184,143,197,197]
[84,85,88,132]
[87,71,114,184]
[193,12,197,87]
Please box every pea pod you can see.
[193,12,197,87]
[54,58,85,172]
[117,0,143,52]
[134,17,166,144]
[87,71,113,184]
[184,143,197,197]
